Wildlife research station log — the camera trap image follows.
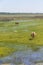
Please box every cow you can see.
[15,22,19,25]
[31,32,36,38]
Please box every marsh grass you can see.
[0,47,17,58]
[0,18,43,57]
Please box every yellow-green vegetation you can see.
[0,19,43,45]
[0,18,43,57]
[0,47,16,58]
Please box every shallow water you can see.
[0,46,43,65]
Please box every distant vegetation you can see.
[0,13,43,21]
[0,17,14,21]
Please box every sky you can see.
[0,0,43,13]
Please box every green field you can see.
[0,15,43,57]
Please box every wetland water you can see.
[0,46,43,65]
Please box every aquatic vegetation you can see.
[0,47,16,57]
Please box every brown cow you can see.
[31,32,36,38]
[15,22,19,25]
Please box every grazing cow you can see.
[15,22,19,25]
[31,32,36,38]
